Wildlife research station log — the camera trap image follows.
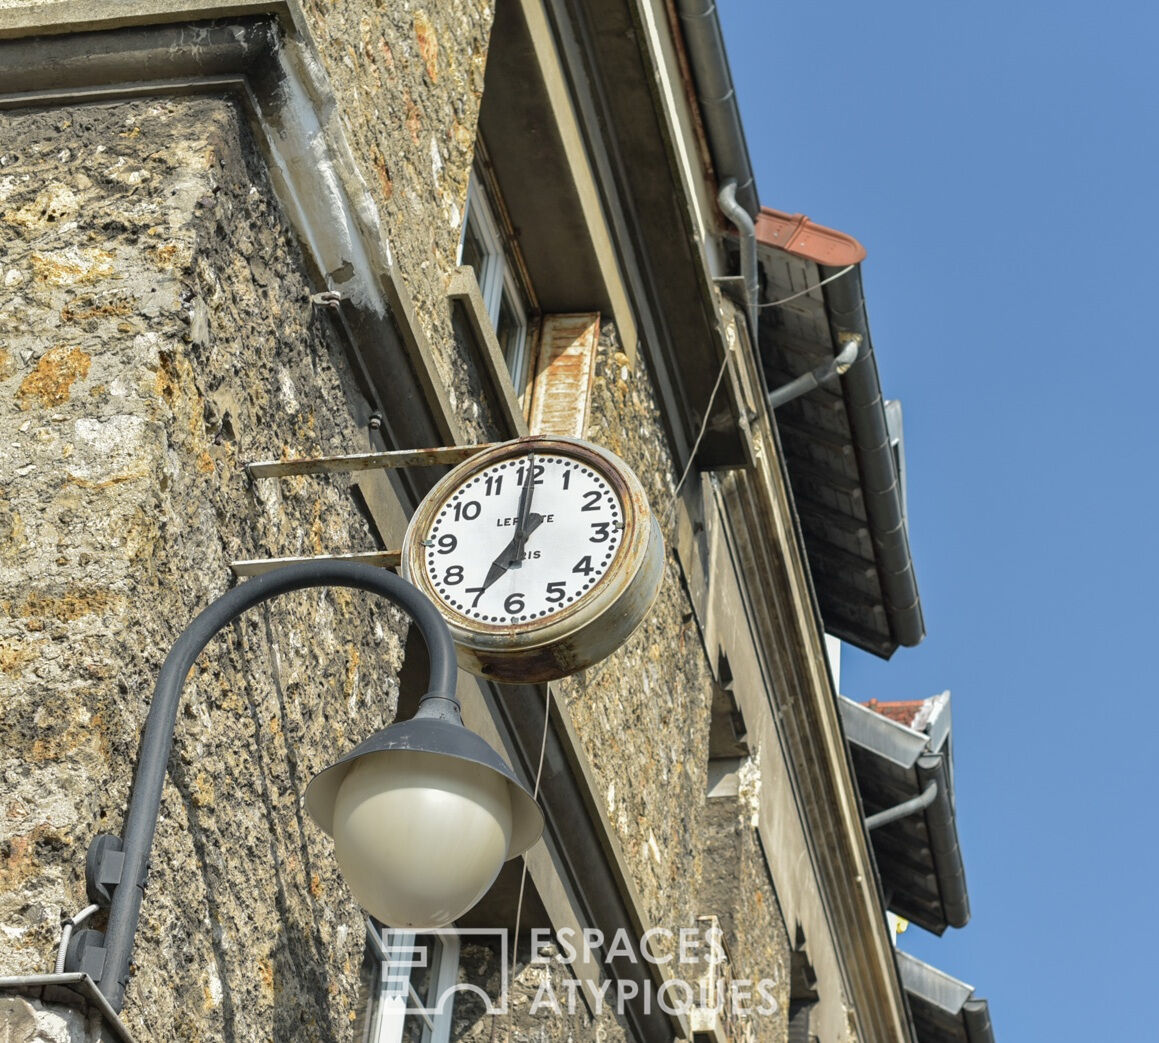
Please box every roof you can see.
[896,950,995,1043]
[755,207,924,657]
[866,698,937,730]
[839,692,969,934]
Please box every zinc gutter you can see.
[673,0,759,218]
[754,207,924,652]
[821,262,926,650]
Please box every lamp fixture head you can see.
[304,707,544,929]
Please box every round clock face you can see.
[423,453,624,625]
[402,437,664,683]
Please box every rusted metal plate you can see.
[527,313,600,438]
[230,550,401,577]
[245,443,495,479]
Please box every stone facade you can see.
[1,96,411,1040]
[1,4,813,1043]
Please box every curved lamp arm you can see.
[82,561,459,1011]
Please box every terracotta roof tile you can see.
[863,698,927,729]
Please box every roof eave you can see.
[756,208,925,656]
[823,260,925,651]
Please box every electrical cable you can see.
[664,348,731,528]
[509,683,554,986]
[55,903,100,974]
[756,264,855,308]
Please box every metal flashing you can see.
[896,950,996,1043]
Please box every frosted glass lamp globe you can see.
[331,749,513,929]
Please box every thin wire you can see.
[664,349,731,527]
[756,264,855,309]
[509,683,554,986]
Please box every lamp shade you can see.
[305,714,543,929]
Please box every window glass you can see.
[458,172,533,400]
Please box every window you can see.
[458,170,533,400]
[360,921,460,1043]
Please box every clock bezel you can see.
[401,436,664,682]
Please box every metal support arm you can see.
[68,561,459,1011]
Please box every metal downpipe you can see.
[718,179,759,353]
[767,334,860,410]
[675,0,758,217]
[864,778,937,831]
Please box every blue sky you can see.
[719,2,1158,1038]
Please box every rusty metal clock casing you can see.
[401,437,664,683]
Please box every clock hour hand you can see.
[482,512,545,590]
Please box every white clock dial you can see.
[403,437,663,683]
[421,454,623,625]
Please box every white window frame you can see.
[458,175,531,398]
[364,922,461,1043]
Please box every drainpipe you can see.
[677,1,762,364]
[675,0,759,217]
[864,779,937,831]
[717,179,759,354]
[767,333,861,410]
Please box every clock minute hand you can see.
[507,453,538,567]
[482,512,545,590]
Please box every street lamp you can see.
[64,561,543,1012]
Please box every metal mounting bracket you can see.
[85,834,124,908]
[235,444,496,576]
[230,550,401,577]
[245,443,494,480]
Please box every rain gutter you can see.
[674,0,758,218]
[821,261,926,650]
[676,1,762,366]
[914,753,970,929]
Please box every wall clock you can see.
[401,437,664,682]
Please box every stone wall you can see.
[0,5,795,1041]
[293,0,500,424]
[0,96,411,1041]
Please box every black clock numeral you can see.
[483,474,504,497]
[504,593,526,614]
[581,489,601,512]
[465,586,486,608]
[561,469,571,490]
[589,522,610,543]
[443,565,464,585]
[452,500,481,521]
[437,534,457,554]
[545,581,566,603]
[572,555,595,576]
[517,463,545,485]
